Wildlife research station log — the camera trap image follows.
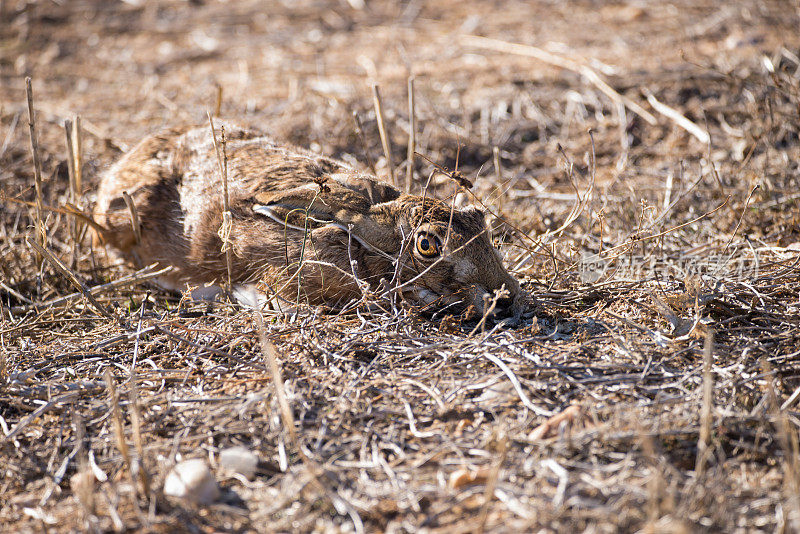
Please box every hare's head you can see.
[369,196,528,320]
[253,177,529,321]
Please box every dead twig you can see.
[725,184,759,251]
[11,264,171,314]
[25,237,118,322]
[643,89,711,144]
[406,75,416,194]
[71,116,83,194]
[207,112,234,294]
[695,330,714,477]
[372,84,395,186]
[461,35,657,125]
[121,191,141,246]
[25,77,46,264]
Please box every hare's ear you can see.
[253,203,332,232]
[329,173,401,204]
[253,186,401,253]
[253,184,370,229]
[464,206,486,218]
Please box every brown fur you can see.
[94,123,529,318]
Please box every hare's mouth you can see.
[403,285,524,322]
[465,284,525,321]
[401,286,464,313]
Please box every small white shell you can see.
[163,459,220,504]
[218,446,259,480]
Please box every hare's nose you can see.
[492,296,514,316]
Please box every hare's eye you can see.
[415,233,440,258]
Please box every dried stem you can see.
[25,237,117,322]
[254,312,364,533]
[372,84,395,186]
[63,120,76,202]
[25,77,45,264]
[477,432,509,534]
[104,368,138,509]
[63,119,79,267]
[121,191,141,246]
[406,76,416,194]
[725,184,759,251]
[128,381,151,496]
[493,145,503,212]
[12,264,171,314]
[214,83,223,117]
[644,89,711,144]
[207,112,233,293]
[695,329,714,477]
[72,116,83,194]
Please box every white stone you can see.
[163,459,220,504]
[218,446,258,480]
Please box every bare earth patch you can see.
[1,1,800,532]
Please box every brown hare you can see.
[93,123,529,320]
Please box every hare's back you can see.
[97,124,356,239]
[174,124,359,234]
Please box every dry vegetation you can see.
[2,0,800,532]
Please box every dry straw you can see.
[25,77,45,265]
[406,75,416,194]
[121,191,142,245]
[25,237,117,321]
[71,116,83,194]
[104,368,140,515]
[695,329,714,477]
[128,381,151,496]
[207,112,234,293]
[63,119,80,267]
[461,34,658,125]
[372,84,395,186]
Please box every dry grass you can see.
[1,0,800,532]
